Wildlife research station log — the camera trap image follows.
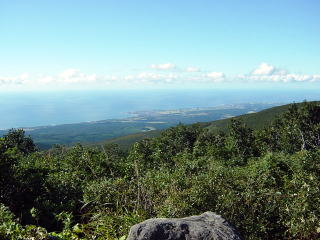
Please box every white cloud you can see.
[59,69,97,83]
[1,63,319,89]
[59,69,78,80]
[138,72,162,80]
[37,76,54,84]
[150,63,176,70]
[20,73,29,81]
[252,63,275,75]
[239,63,320,83]
[123,72,179,84]
[206,72,225,82]
[185,66,200,72]
[310,75,320,82]
[0,73,29,85]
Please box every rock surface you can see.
[127,211,242,240]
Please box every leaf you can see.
[72,224,82,233]
[119,235,127,240]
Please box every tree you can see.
[262,102,320,153]
[3,129,37,155]
[227,119,257,161]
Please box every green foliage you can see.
[0,203,17,238]
[2,129,37,155]
[207,102,294,132]
[257,102,320,154]
[1,101,320,239]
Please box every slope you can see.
[100,101,318,149]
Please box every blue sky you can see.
[0,0,319,90]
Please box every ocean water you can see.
[0,89,319,129]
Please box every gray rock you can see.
[127,211,243,240]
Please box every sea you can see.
[0,89,319,130]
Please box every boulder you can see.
[127,211,242,240]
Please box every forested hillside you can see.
[96,102,309,150]
[1,101,320,239]
[205,101,294,132]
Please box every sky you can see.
[0,0,319,90]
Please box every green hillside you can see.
[206,102,294,132]
[98,102,312,149]
[88,129,161,150]
[207,101,320,133]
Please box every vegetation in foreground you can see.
[1,102,320,239]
